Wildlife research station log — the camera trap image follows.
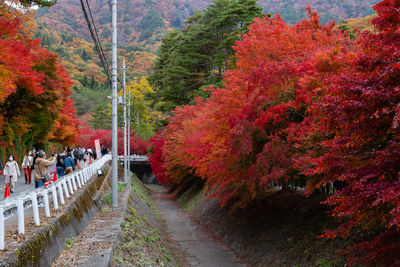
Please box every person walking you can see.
[56,153,66,178]
[33,150,57,188]
[64,152,75,175]
[22,151,33,184]
[3,155,20,193]
[0,158,3,174]
[83,152,90,167]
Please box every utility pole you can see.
[128,84,131,172]
[123,58,128,184]
[111,0,118,207]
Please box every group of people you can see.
[57,147,98,178]
[0,146,108,194]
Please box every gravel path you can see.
[149,184,245,267]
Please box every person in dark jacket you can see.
[56,154,66,178]
[101,146,108,156]
[0,158,3,174]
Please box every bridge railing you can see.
[0,154,111,250]
[118,154,148,161]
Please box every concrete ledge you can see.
[0,162,112,267]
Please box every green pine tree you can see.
[149,0,263,112]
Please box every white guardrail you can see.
[0,154,111,250]
[118,154,148,161]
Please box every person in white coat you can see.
[4,155,20,193]
[22,151,34,184]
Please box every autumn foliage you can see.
[308,0,400,265]
[0,5,79,153]
[155,8,352,203]
[149,1,400,265]
[76,121,149,155]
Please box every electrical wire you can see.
[84,0,109,73]
[79,0,112,85]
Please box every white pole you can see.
[80,171,85,185]
[67,176,74,195]
[76,173,82,188]
[71,175,77,191]
[62,180,70,198]
[50,184,58,210]
[31,192,40,225]
[57,183,65,205]
[78,172,83,185]
[111,0,118,207]
[0,206,4,250]
[123,58,128,184]
[16,198,25,234]
[128,85,131,171]
[42,190,51,217]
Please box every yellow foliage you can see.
[116,77,166,139]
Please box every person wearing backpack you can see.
[64,152,75,175]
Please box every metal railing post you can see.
[76,173,82,188]
[50,184,58,210]
[16,197,25,234]
[71,175,77,191]
[0,206,4,250]
[62,180,70,198]
[42,190,51,217]
[57,183,65,205]
[67,176,74,195]
[31,192,40,225]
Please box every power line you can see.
[80,0,111,83]
[79,0,112,85]
[84,0,125,85]
[84,0,109,73]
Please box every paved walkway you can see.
[149,184,245,267]
[0,169,38,205]
[0,163,58,205]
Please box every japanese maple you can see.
[308,0,400,265]
[158,9,351,208]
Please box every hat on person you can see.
[38,150,46,157]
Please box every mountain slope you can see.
[36,0,378,50]
[33,0,378,119]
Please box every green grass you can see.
[64,237,76,249]
[104,191,112,205]
[112,178,186,266]
[118,183,125,192]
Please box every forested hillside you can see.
[34,0,378,119]
[36,0,379,45]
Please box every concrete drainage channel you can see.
[53,181,132,266]
[0,161,114,267]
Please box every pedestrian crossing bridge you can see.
[118,155,148,162]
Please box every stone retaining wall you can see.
[0,162,112,267]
